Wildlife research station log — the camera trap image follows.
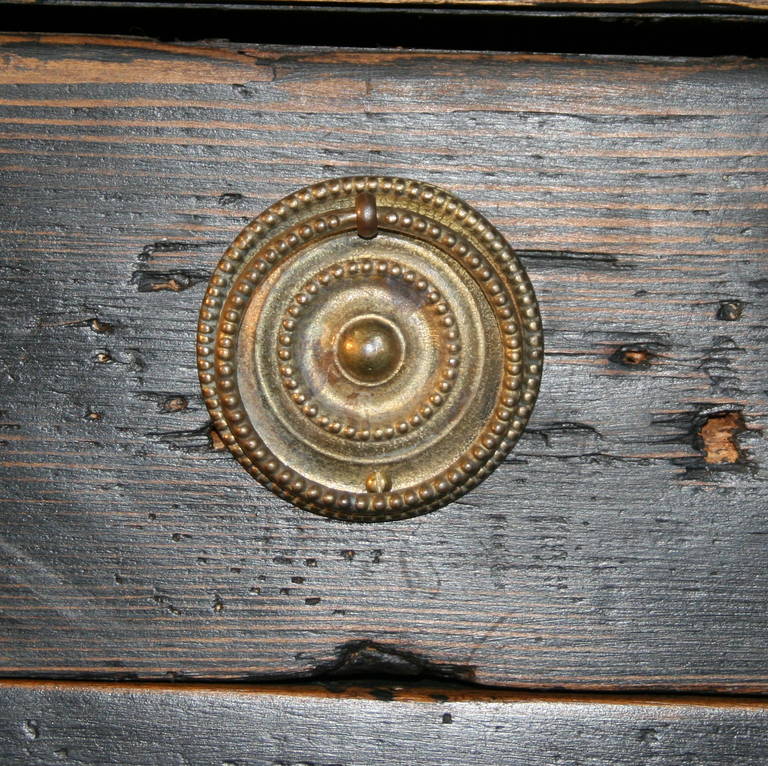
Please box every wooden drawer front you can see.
[2,682,768,765]
[0,35,766,691]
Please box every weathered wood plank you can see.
[0,36,767,689]
[2,681,768,765]
[251,0,768,7]
[3,6,768,60]
[3,0,768,11]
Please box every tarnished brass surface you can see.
[197,177,542,522]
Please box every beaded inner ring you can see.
[277,257,461,442]
[197,176,543,522]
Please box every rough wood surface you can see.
[1,35,767,690]
[207,0,768,8]
[7,0,768,10]
[253,0,768,7]
[2,681,768,765]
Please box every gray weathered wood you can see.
[2,682,768,766]
[0,36,767,689]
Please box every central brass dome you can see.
[336,314,405,386]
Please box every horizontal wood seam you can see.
[1,680,767,708]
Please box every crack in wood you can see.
[311,640,476,685]
[131,269,211,293]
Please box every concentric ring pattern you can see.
[197,177,542,522]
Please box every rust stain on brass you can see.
[197,176,543,522]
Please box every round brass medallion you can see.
[197,177,542,522]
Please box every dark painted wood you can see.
[4,0,768,10]
[0,35,767,689]
[2,681,768,765]
[3,5,768,58]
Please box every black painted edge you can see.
[1,2,767,55]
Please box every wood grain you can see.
[253,0,768,7]
[2,681,768,765]
[0,35,767,690]
[5,0,768,10]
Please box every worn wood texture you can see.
[2,681,768,765]
[258,0,768,9]
[10,0,767,10]
[258,0,768,7]
[1,35,767,690]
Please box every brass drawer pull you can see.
[197,177,542,522]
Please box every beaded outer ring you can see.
[197,176,543,522]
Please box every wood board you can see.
[0,35,766,690]
[2,682,768,765]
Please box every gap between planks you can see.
[1,680,767,709]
